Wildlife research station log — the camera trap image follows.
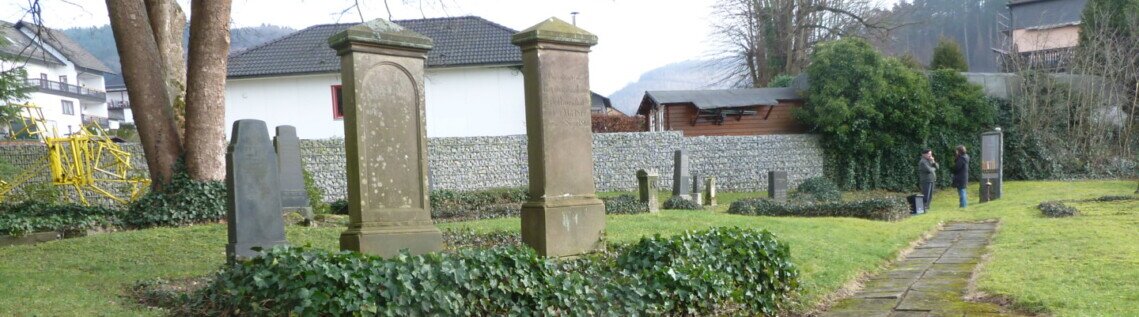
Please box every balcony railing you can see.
[108,100,130,110]
[25,78,107,101]
[82,114,110,127]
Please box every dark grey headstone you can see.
[274,126,312,221]
[226,119,288,262]
[690,172,702,205]
[768,171,788,203]
[672,150,690,199]
[636,169,660,213]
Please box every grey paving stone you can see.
[908,247,949,258]
[936,257,980,265]
[890,311,932,317]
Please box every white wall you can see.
[224,66,525,139]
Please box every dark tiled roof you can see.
[637,88,804,115]
[1009,0,1087,29]
[228,16,521,78]
[0,21,114,74]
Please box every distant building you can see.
[224,16,529,139]
[591,92,624,116]
[1,20,114,135]
[636,87,807,136]
[1004,0,1087,71]
[103,73,132,124]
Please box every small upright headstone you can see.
[672,150,691,200]
[226,119,288,262]
[636,169,660,213]
[980,129,1004,201]
[690,172,703,205]
[274,125,313,223]
[512,17,606,257]
[768,171,788,203]
[704,176,717,206]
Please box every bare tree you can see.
[710,0,892,87]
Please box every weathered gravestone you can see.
[705,176,717,206]
[691,172,703,205]
[637,169,660,213]
[226,119,288,262]
[672,150,691,200]
[512,18,606,257]
[768,171,788,203]
[274,125,313,222]
[329,19,442,257]
[980,129,1004,202]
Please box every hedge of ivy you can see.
[728,197,910,221]
[177,227,799,316]
[663,196,704,210]
[1038,201,1079,218]
[430,187,529,222]
[791,177,842,202]
[0,201,121,236]
[601,194,649,214]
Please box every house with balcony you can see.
[1,20,113,136]
[1004,0,1088,71]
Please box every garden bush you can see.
[328,199,348,215]
[0,201,121,236]
[177,227,799,316]
[1038,201,1079,218]
[792,177,841,202]
[301,167,328,214]
[728,197,910,221]
[662,196,703,210]
[122,163,225,228]
[430,187,529,222]
[601,194,649,214]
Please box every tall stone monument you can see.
[672,150,691,200]
[636,169,660,213]
[512,18,605,257]
[768,171,788,203]
[328,19,442,257]
[226,119,288,262]
[274,125,312,221]
[980,128,1004,202]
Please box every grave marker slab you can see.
[691,172,703,205]
[329,19,442,257]
[768,171,788,203]
[274,125,313,222]
[512,17,605,257]
[705,176,717,206]
[637,169,660,213]
[672,150,691,199]
[226,119,288,262]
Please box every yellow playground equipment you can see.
[0,103,150,205]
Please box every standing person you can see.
[917,148,939,209]
[952,145,970,208]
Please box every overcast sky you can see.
[3,0,899,95]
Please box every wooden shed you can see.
[635,88,807,136]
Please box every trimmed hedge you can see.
[0,201,120,236]
[601,194,649,214]
[430,187,529,222]
[177,227,799,316]
[728,197,910,221]
[663,196,703,210]
[792,177,841,202]
[1038,201,1079,218]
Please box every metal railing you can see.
[25,78,107,100]
[108,100,130,110]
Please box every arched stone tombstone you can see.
[328,19,442,257]
[512,17,605,257]
[274,125,313,222]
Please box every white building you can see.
[225,16,526,139]
[103,74,133,125]
[1,21,114,136]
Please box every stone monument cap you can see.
[511,17,598,46]
[328,18,433,52]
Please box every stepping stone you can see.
[886,269,927,280]
[857,278,915,299]
[917,242,954,249]
[908,247,949,258]
[943,247,984,258]
[935,257,979,264]
[896,290,962,311]
[910,276,968,292]
[930,263,975,273]
[822,298,898,317]
[895,257,937,270]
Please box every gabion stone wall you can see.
[298,132,825,201]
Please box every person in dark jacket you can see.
[952,145,970,208]
[917,148,938,209]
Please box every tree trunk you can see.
[106,0,183,189]
[144,0,188,138]
[183,0,232,181]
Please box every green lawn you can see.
[0,180,1135,316]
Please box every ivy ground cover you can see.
[0,180,1135,315]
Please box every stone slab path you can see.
[820,221,1013,317]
